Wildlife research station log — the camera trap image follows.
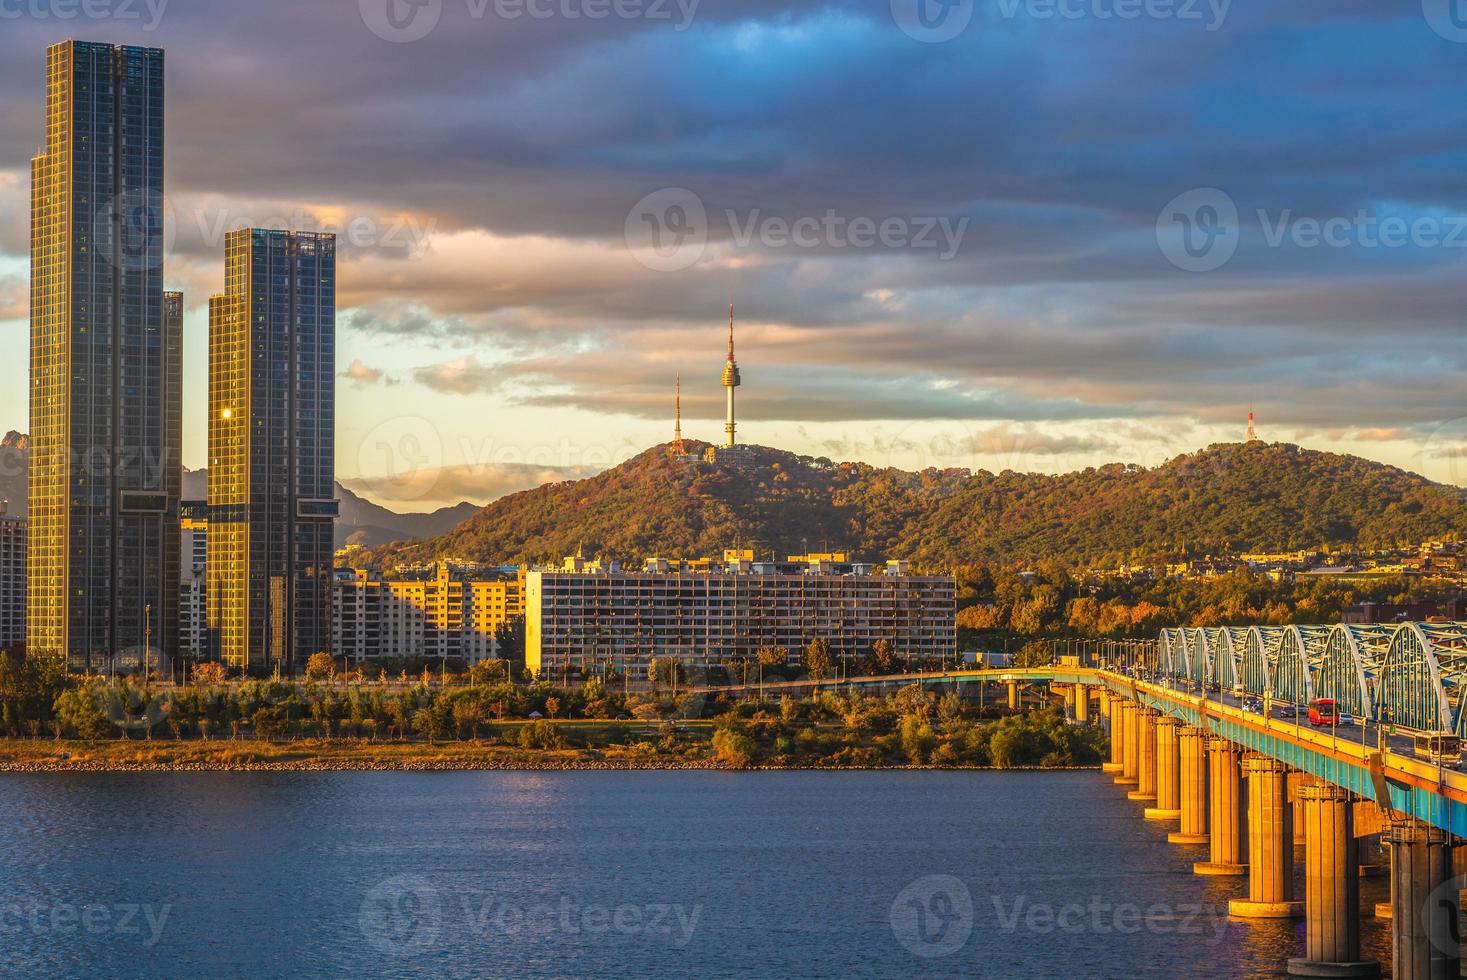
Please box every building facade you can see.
[30,41,180,670]
[208,228,337,673]
[332,562,524,665]
[0,510,26,649]
[525,553,956,676]
[179,499,207,661]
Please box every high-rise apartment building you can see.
[29,41,180,670]
[0,508,26,649]
[179,499,207,661]
[208,229,337,673]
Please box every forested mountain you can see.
[370,440,1467,569]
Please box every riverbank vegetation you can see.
[0,666,1104,771]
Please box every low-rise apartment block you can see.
[526,551,955,676]
[332,561,525,664]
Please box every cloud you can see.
[342,461,600,508]
[1,4,1466,484]
[413,356,500,396]
[341,358,398,387]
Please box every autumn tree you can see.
[804,638,834,679]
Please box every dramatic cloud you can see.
[341,359,398,387]
[1,3,1464,500]
[413,356,500,396]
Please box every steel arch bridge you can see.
[1154,621,1467,735]
[1315,624,1392,720]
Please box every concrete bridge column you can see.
[1168,725,1210,844]
[1289,770,1306,847]
[1195,737,1248,876]
[1145,715,1182,821]
[1075,687,1091,724]
[1102,694,1123,774]
[1229,756,1301,918]
[1006,681,1018,710]
[1288,782,1377,978]
[1386,819,1457,980]
[1128,709,1159,802]
[1115,700,1140,787]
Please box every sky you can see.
[2,0,1466,510]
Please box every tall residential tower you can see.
[30,41,180,671]
[208,229,337,674]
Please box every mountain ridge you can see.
[369,439,1467,569]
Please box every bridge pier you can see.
[1288,782,1377,978]
[1290,770,1306,847]
[1115,700,1139,787]
[1195,737,1248,876]
[1385,819,1458,980]
[1145,715,1182,820]
[1128,709,1158,802]
[1168,724,1210,845]
[1075,687,1090,723]
[1101,693,1122,773]
[1229,755,1302,918]
[1006,680,1018,711]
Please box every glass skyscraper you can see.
[208,229,337,673]
[29,40,180,671]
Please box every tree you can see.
[711,727,756,768]
[804,638,834,679]
[193,662,226,685]
[1013,640,1054,669]
[305,652,334,682]
[648,658,681,689]
[756,647,788,669]
[468,659,508,685]
[451,699,485,739]
[872,639,896,673]
[545,696,561,720]
[54,686,109,741]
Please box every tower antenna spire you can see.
[721,301,741,448]
[1247,404,1257,442]
[672,373,686,454]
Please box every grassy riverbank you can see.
[0,669,1108,771]
[0,735,1106,772]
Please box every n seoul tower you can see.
[721,303,741,448]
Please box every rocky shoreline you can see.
[0,758,1103,773]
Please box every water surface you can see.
[0,771,1391,977]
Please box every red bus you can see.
[1308,698,1338,727]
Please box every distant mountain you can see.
[369,440,1467,569]
[0,434,471,550]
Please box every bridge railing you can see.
[1149,621,1467,735]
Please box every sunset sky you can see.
[2,1,1466,509]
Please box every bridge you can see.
[1039,622,1467,979]
[695,622,1467,976]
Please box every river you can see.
[0,770,1392,977]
